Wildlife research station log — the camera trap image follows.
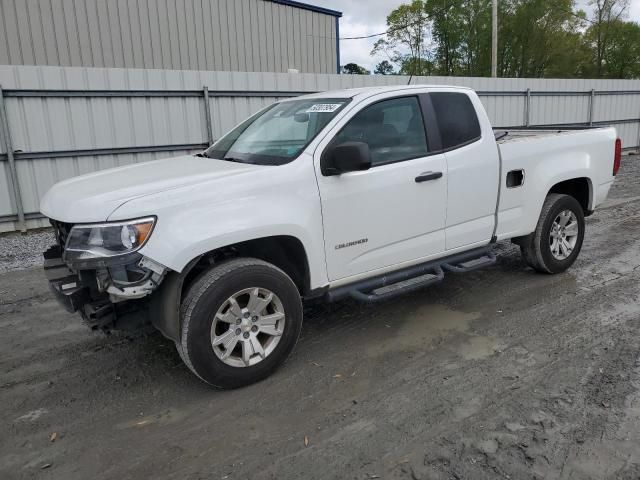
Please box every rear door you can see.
[314,93,448,281]
[428,91,499,250]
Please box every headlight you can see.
[64,217,156,263]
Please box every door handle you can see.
[415,171,443,183]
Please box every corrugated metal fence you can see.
[1,65,639,232]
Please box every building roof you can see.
[267,0,342,17]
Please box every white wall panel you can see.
[0,0,340,74]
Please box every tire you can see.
[178,258,303,388]
[520,193,585,274]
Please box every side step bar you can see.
[442,252,497,273]
[326,247,497,304]
[351,267,445,303]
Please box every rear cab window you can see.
[429,92,481,150]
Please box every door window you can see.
[333,96,428,166]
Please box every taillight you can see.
[613,138,622,176]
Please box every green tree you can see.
[425,0,465,75]
[589,0,630,76]
[425,0,493,76]
[596,20,640,78]
[341,63,371,75]
[371,0,640,79]
[458,0,493,76]
[371,0,432,75]
[374,60,396,75]
[398,56,434,76]
[498,0,584,78]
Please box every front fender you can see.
[110,157,329,290]
[148,255,202,342]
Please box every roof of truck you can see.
[288,84,474,101]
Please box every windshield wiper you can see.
[223,157,254,164]
[194,152,255,164]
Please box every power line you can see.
[339,3,457,40]
[339,20,428,40]
[340,30,393,40]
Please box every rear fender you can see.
[496,128,615,240]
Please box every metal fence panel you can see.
[0,65,639,232]
[530,94,590,126]
[0,163,14,216]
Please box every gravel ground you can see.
[0,229,55,274]
[1,155,639,480]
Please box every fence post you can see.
[203,86,213,146]
[588,89,595,126]
[0,85,26,232]
[524,88,531,127]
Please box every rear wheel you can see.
[178,258,303,388]
[520,193,585,274]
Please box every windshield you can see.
[202,98,351,165]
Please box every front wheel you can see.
[178,258,303,388]
[519,193,585,274]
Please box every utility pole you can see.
[491,0,498,77]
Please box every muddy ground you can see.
[2,159,640,480]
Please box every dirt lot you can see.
[2,159,640,480]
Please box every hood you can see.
[40,155,259,223]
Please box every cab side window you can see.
[334,96,428,166]
[430,92,481,150]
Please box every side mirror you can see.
[321,141,372,176]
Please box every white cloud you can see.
[312,0,407,70]
[575,0,640,19]
[338,19,389,71]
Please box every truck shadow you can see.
[26,243,573,403]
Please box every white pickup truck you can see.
[41,85,621,388]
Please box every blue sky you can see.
[312,0,640,71]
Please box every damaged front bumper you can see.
[44,245,92,313]
[43,244,167,331]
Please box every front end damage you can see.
[44,220,167,331]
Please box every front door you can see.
[314,95,448,281]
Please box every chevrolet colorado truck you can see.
[40,85,621,388]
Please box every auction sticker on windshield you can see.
[306,103,343,113]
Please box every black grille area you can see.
[50,219,74,251]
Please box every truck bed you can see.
[494,127,603,144]
[493,125,617,241]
